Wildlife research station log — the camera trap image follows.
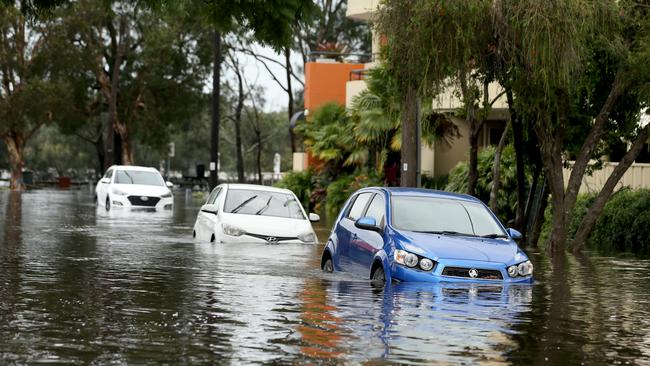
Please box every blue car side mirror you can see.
[507,228,522,240]
[355,217,382,233]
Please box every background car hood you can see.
[398,231,518,263]
[112,184,170,196]
[222,213,314,238]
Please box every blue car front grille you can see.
[441,266,503,280]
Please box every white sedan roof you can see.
[108,165,160,172]
[224,183,293,195]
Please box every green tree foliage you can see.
[0,4,73,189]
[376,0,650,256]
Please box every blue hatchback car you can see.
[320,187,533,284]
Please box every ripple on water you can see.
[1,190,650,365]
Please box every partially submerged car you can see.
[96,165,173,210]
[193,183,320,244]
[321,187,533,284]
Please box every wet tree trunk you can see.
[2,134,26,190]
[489,121,510,214]
[233,56,246,183]
[572,125,650,251]
[400,86,418,187]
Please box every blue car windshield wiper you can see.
[230,195,258,214]
[480,233,509,239]
[415,230,477,237]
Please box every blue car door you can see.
[336,192,374,273]
[349,193,386,276]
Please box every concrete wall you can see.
[346,80,368,108]
[563,162,650,193]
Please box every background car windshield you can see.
[391,196,505,236]
[114,170,164,186]
[224,189,305,219]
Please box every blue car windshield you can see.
[223,189,305,219]
[114,170,164,186]
[391,196,506,237]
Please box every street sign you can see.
[168,142,175,157]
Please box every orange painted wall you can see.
[304,62,364,110]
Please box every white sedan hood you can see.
[113,184,170,197]
[221,212,314,238]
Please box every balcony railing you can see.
[308,51,372,63]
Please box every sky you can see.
[224,44,306,113]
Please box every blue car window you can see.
[347,193,373,221]
[391,196,505,236]
[364,194,385,227]
[463,202,506,236]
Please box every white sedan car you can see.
[96,165,173,210]
[193,183,320,244]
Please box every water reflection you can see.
[1,189,650,364]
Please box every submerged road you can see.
[1,189,649,365]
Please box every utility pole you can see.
[209,30,222,190]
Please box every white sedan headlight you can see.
[161,191,172,198]
[112,188,128,196]
[297,232,316,243]
[222,223,245,236]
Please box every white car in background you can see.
[193,183,320,244]
[96,165,173,210]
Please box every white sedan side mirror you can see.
[309,213,320,222]
[166,181,174,188]
[100,177,110,184]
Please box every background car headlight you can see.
[112,188,128,196]
[222,223,245,236]
[161,191,172,198]
[297,232,316,243]
[419,258,434,271]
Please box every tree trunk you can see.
[2,134,26,190]
[528,177,549,248]
[459,71,479,196]
[119,131,134,165]
[571,125,650,251]
[400,86,418,187]
[535,114,567,257]
[256,131,262,184]
[210,30,222,190]
[285,47,296,154]
[507,89,527,231]
[489,121,510,214]
[233,57,246,183]
[563,72,626,224]
[95,136,105,178]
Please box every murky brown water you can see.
[1,189,649,365]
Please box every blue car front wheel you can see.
[371,266,386,285]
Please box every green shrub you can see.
[275,169,314,210]
[540,189,650,255]
[421,174,448,190]
[589,189,650,255]
[445,145,523,224]
[325,171,384,218]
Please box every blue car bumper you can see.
[390,258,533,284]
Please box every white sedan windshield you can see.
[114,170,164,186]
[224,189,305,219]
[391,196,505,237]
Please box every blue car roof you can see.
[361,187,481,203]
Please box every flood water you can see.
[1,189,649,365]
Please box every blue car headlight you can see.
[394,249,436,271]
[507,260,533,277]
